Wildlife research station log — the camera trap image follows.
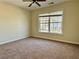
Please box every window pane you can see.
[50,15,63,34]
[39,17,49,24]
[50,16,62,22]
[50,23,57,32]
[39,24,49,32]
[39,17,49,32]
[50,23,62,33]
[40,24,48,30]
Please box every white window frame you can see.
[38,11,63,34]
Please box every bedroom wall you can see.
[0,2,31,44]
[31,1,79,44]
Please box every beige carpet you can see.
[0,38,79,59]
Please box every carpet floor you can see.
[0,38,79,59]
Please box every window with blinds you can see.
[38,11,63,34]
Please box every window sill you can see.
[38,32,63,35]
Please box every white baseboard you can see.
[0,37,27,45]
[32,36,79,45]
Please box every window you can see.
[39,11,63,34]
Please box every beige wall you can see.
[31,1,79,44]
[0,2,31,44]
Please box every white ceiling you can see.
[0,0,69,10]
